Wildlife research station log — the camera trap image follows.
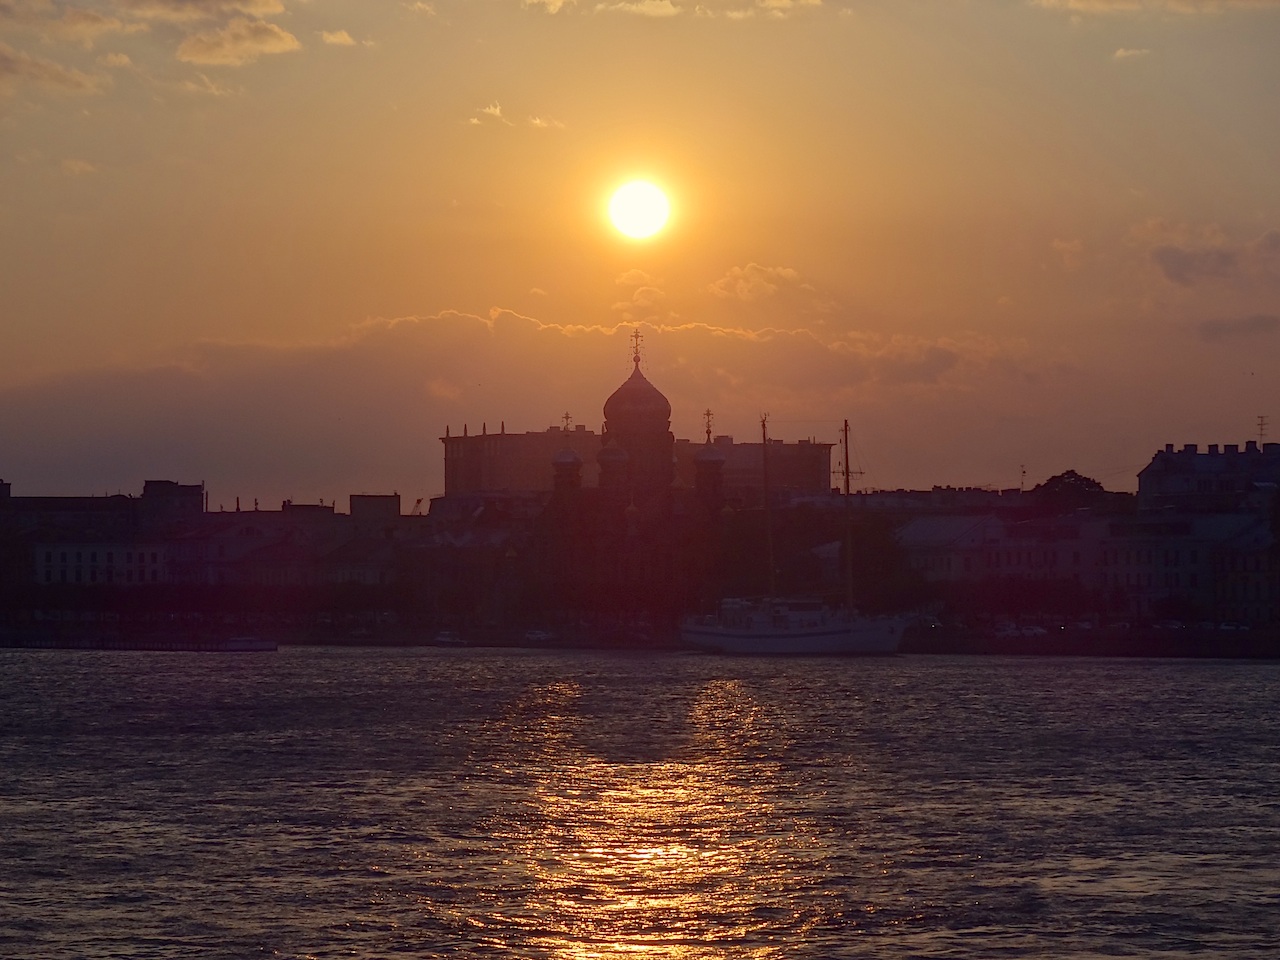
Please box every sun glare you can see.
[608,180,670,240]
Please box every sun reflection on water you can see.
[465,677,838,958]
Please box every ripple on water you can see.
[0,650,1278,958]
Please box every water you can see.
[1,649,1277,959]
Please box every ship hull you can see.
[681,614,906,656]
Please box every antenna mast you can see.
[842,419,851,496]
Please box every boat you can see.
[682,415,909,655]
[681,597,907,655]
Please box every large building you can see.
[1138,441,1280,511]
[439,357,834,502]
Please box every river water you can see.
[1,648,1277,959]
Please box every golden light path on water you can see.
[456,677,862,958]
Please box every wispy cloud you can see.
[0,312,1061,501]
[1198,314,1280,341]
[1052,238,1084,271]
[1113,47,1151,58]
[179,70,235,94]
[596,0,681,16]
[176,16,300,66]
[98,52,135,68]
[320,29,356,46]
[1036,0,1280,14]
[0,40,105,94]
[708,263,804,302]
[523,0,576,12]
[470,101,514,125]
[42,9,148,49]
[1149,228,1280,286]
[690,0,822,18]
[116,0,287,23]
[60,158,97,175]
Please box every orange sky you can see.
[3,0,1280,504]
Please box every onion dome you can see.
[603,360,671,425]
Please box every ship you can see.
[680,597,907,656]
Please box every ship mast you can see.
[843,418,856,616]
[762,413,775,597]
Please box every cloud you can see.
[60,158,96,175]
[617,269,657,287]
[523,0,576,12]
[1197,314,1280,342]
[0,313,1047,501]
[470,101,514,125]
[1113,47,1151,58]
[612,285,669,323]
[1148,228,1280,286]
[42,9,148,48]
[116,0,286,22]
[179,70,235,94]
[176,16,300,65]
[756,0,821,11]
[1035,0,1280,12]
[528,115,565,128]
[1151,244,1238,285]
[1051,238,1084,271]
[403,1,436,13]
[0,41,104,93]
[689,0,821,18]
[708,263,803,302]
[98,52,134,67]
[320,29,356,46]
[596,0,681,15]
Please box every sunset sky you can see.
[4,0,1280,506]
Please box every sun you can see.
[608,180,670,240]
